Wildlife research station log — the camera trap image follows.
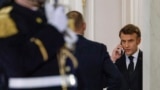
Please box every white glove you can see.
[44,2,77,50]
[44,2,68,33]
[64,28,78,50]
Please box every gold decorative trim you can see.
[0,6,13,14]
[57,46,78,90]
[36,17,43,24]
[68,19,75,31]
[82,0,86,8]
[0,6,18,38]
[30,38,48,61]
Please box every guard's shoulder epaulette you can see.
[0,6,18,38]
[0,6,13,14]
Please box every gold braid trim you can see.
[30,38,48,61]
[0,6,18,38]
[57,46,78,90]
[68,19,75,31]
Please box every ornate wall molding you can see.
[122,0,127,26]
[84,0,95,40]
[121,0,140,26]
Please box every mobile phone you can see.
[120,42,124,55]
[120,49,124,55]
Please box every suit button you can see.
[65,66,71,72]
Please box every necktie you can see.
[128,56,134,88]
[128,56,134,73]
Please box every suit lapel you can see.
[118,55,130,82]
[121,55,128,73]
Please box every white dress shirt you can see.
[125,49,140,70]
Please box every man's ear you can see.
[82,22,86,31]
[137,37,141,45]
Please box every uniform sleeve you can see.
[0,19,64,77]
[31,24,65,60]
[102,44,121,90]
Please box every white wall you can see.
[139,0,150,90]
[85,0,122,55]
[150,0,160,89]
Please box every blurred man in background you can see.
[67,11,121,90]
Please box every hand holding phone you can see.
[111,44,123,63]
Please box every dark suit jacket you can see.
[115,50,143,90]
[75,35,121,90]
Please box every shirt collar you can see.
[131,49,139,59]
[125,49,140,69]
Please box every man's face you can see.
[120,33,141,56]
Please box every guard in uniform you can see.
[0,0,78,90]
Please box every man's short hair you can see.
[66,11,84,29]
[119,24,141,38]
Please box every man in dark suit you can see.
[111,24,143,90]
[66,11,121,90]
[0,0,78,90]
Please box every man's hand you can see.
[111,44,123,63]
